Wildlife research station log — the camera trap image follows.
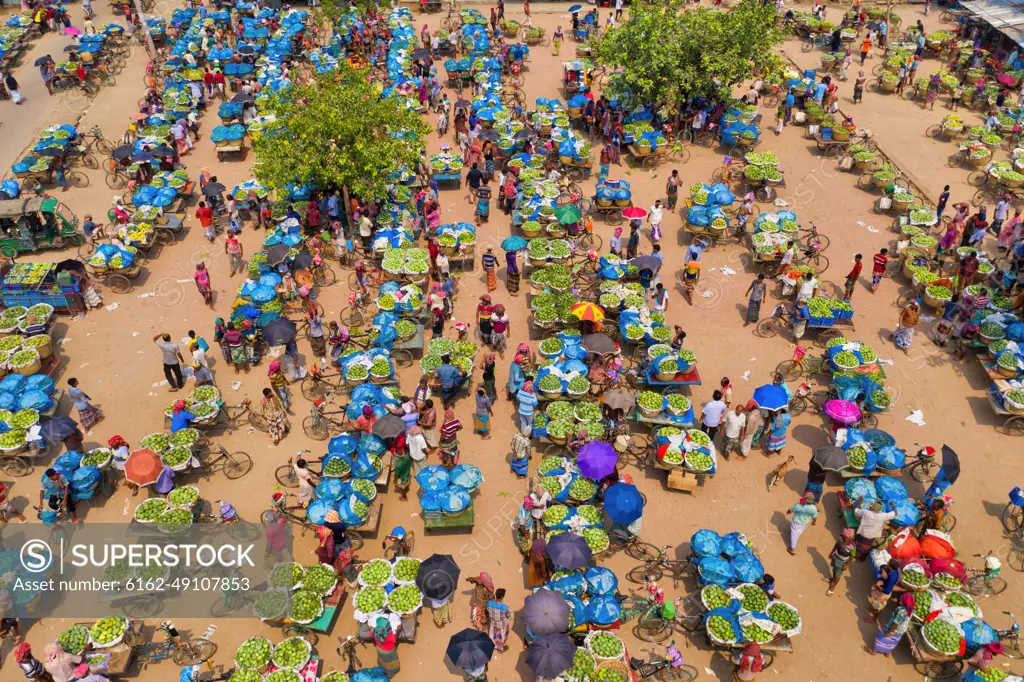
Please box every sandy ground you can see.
[1,2,1023,681]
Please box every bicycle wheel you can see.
[210,594,251,617]
[695,130,714,147]
[392,349,413,368]
[95,138,115,155]
[633,617,671,643]
[172,639,216,666]
[627,564,664,584]
[105,171,127,189]
[658,664,698,682]
[108,274,132,294]
[275,463,299,488]
[283,625,319,646]
[122,595,162,619]
[1002,504,1024,533]
[81,154,99,170]
[763,93,779,108]
[966,575,1007,597]
[303,416,330,441]
[787,394,809,416]
[860,413,878,430]
[754,317,783,338]
[68,170,90,188]
[348,529,364,551]
[340,306,365,327]
[222,451,253,479]
[909,458,939,482]
[676,597,704,633]
[625,539,659,561]
[914,660,963,679]
[301,377,328,401]
[247,411,268,433]
[0,455,32,477]
[948,151,967,168]
[801,39,814,53]
[775,359,803,381]
[1003,636,1024,659]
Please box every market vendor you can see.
[170,400,194,433]
[792,302,810,340]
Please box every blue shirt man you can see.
[327,193,339,219]
[436,361,462,390]
[83,218,97,237]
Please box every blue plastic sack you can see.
[19,390,52,412]
[450,464,483,490]
[357,433,386,457]
[0,393,17,411]
[876,445,906,470]
[874,476,908,504]
[703,602,742,641]
[328,434,358,457]
[70,466,101,492]
[437,485,471,514]
[961,618,999,651]
[0,374,26,394]
[315,478,346,501]
[564,593,588,625]
[891,499,921,527]
[844,477,877,503]
[691,529,722,558]
[416,465,450,492]
[697,556,735,586]
[547,572,586,596]
[687,206,710,227]
[587,595,621,626]
[585,567,618,596]
[350,452,381,480]
[420,490,440,512]
[720,532,748,558]
[56,451,84,472]
[730,552,765,584]
[351,667,389,682]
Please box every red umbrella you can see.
[621,207,647,220]
[124,448,163,487]
[998,74,1017,87]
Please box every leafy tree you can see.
[251,62,428,202]
[314,0,388,30]
[595,0,786,104]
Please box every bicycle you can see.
[1003,486,1024,533]
[383,529,416,560]
[134,621,216,668]
[301,363,347,401]
[596,530,658,561]
[964,553,1008,597]
[785,382,831,417]
[275,450,323,488]
[626,546,692,585]
[311,257,337,288]
[262,493,319,539]
[303,401,351,441]
[340,290,370,327]
[801,32,831,53]
[32,505,70,552]
[337,635,369,674]
[773,347,830,382]
[218,399,269,433]
[994,612,1022,659]
[629,643,699,682]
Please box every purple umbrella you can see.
[577,441,617,480]
[522,588,569,635]
[547,532,592,570]
[823,399,862,424]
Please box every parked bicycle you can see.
[626,546,692,585]
[628,643,698,682]
[133,621,216,668]
[965,553,1007,597]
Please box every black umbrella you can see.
[148,145,175,158]
[56,259,85,273]
[265,0,282,7]
[232,92,253,103]
[522,589,569,635]
[132,151,157,162]
[514,129,539,141]
[526,635,575,678]
[291,250,314,271]
[940,445,961,485]
[238,45,256,56]
[202,182,226,197]
[582,333,615,354]
[454,99,470,109]
[372,415,405,440]
[410,49,431,61]
[261,318,297,346]
[40,416,79,443]
[546,532,591,570]
[63,45,80,53]
[416,554,460,600]
[478,130,500,143]
[602,388,634,413]
[111,145,134,160]
[812,445,848,472]
[34,147,65,158]
[630,255,661,271]
[446,629,494,670]
[34,56,53,67]
[266,244,291,266]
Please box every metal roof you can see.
[962,0,1024,46]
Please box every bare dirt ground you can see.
[1,2,1022,681]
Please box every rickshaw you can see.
[0,197,84,259]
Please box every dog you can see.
[767,455,797,491]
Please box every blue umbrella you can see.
[447,629,495,669]
[501,236,527,251]
[568,4,582,12]
[751,384,788,411]
[604,482,643,525]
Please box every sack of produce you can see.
[697,556,735,586]
[587,594,621,626]
[730,552,765,584]
[704,603,742,645]
[920,531,956,560]
[585,567,618,596]
[690,529,722,557]
[888,528,922,562]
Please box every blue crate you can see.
[833,308,854,320]
[808,315,835,326]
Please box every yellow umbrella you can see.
[570,302,604,322]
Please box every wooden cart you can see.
[391,327,424,368]
[73,619,142,676]
[906,627,964,679]
[424,501,475,531]
[985,386,1024,437]
[216,140,248,161]
[266,584,349,635]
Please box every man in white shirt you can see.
[648,200,664,243]
[359,214,373,251]
[743,86,759,106]
[853,500,897,560]
[529,485,551,536]
[700,389,728,441]
[778,240,796,278]
[615,0,624,20]
[796,272,818,303]
[722,405,747,460]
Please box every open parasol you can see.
[266,243,291,266]
[577,441,617,480]
[261,317,297,346]
[604,482,643,524]
[202,182,226,197]
[582,333,616,354]
[111,145,134,160]
[568,4,583,12]
[416,554,460,600]
[751,384,788,411]
[522,589,569,635]
[526,635,576,677]
[501,236,528,251]
[64,27,82,36]
[602,389,634,412]
[554,205,581,224]
[570,302,604,322]
[812,445,849,472]
[546,532,592,569]
[232,92,253,104]
[39,416,79,444]
[124,448,163,487]
[621,207,647,220]
[291,250,314,271]
[372,415,405,440]
[939,445,961,485]
[630,255,661,271]
[446,629,495,669]
[822,399,862,425]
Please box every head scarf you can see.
[521,380,534,393]
[372,617,391,641]
[325,509,341,523]
[484,353,496,364]
[739,643,764,675]
[614,227,622,237]
[14,642,31,661]
[268,360,281,377]
[444,408,455,422]
[840,528,854,542]
[108,435,128,449]
[362,405,374,418]
[477,572,495,593]
[173,400,186,413]
[899,592,916,612]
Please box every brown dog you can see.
[767,455,797,491]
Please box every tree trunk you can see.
[342,185,354,240]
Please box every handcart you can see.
[390,326,424,368]
[84,261,142,294]
[985,386,1024,437]
[423,500,475,531]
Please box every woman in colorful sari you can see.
[466,573,494,630]
[505,249,520,295]
[371,617,401,677]
[765,408,791,456]
[487,588,511,652]
[864,593,915,656]
[393,438,412,501]
[526,537,551,587]
[261,387,289,444]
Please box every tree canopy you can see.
[251,62,428,200]
[594,0,786,104]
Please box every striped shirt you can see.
[481,252,498,270]
[440,419,462,440]
[19,656,45,679]
[517,389,538,416]
[872,253,888,274]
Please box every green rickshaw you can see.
[0,197,83,259]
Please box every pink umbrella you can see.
[822,399,862,425]
[997,74,1017,87]
[621,207,647,220]
[64,27,82,36]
